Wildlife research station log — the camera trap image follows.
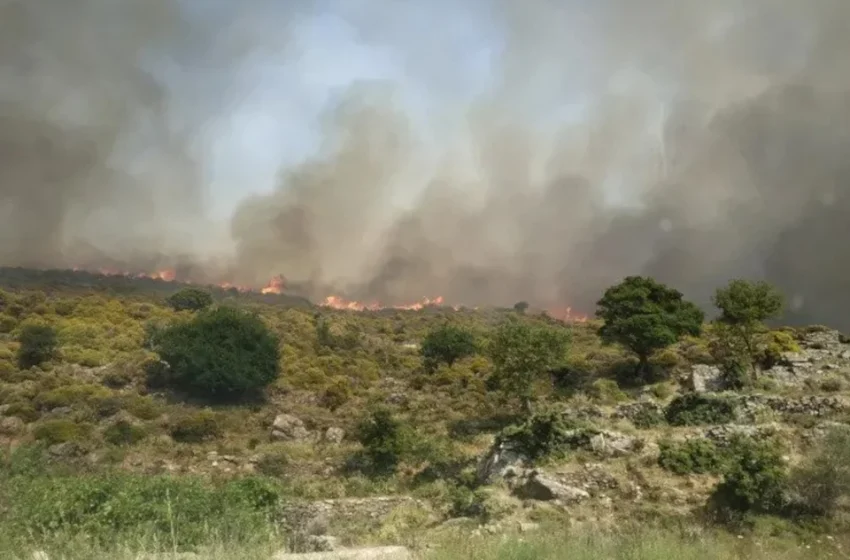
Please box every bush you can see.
[665,393,737,426]
[420,325,478,372]
[165,287,214,312]
[32,419,92,445]
[630,405,666,429]
[320,376,352,411]
[16,322,58,369]
[819,376,844,393]
[103,419,147,446]
[150,307,281,401]
[789,426,850,517]
[355,407,413,476]
[0,314,16,334]
[497,410,587,461]
[587,378,628,404]
[709,436,788,517]
[658,439,725,475]
[168,409,222,443]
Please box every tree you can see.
[149,307,280,401]
[712,279,784,377]
[596,276,704,377]
[488,320,569,415]
[420,325,478,371]
[165,287,214,312]
[16,322,58,369]
[356,406,413,476]
[513,301,529,314]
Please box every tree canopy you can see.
[596,276,704,374]
[420,325,478,371]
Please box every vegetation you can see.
[712,279,785,378]
[420,325,479,371]
[488,319,569,414]
[16,322,58,369]
[596,276,704,378]
[0,269,848,557]
[165,287,215,312]
[147,306,281,401]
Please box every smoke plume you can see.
[2,0,850,328]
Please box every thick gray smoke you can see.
[2,0,850,328]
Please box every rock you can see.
[690,364,725,393]
[271,546,412,559]
[304,535,339,552]
[477,441,529,484]
[588,430,641,457]
[324,427,345,445]
[0,404,11,415]
[613,401,664,423]
[701,423,781,445]
[0,416,25,435]
[271,414,310,441]
[47,441,85,458]
[514,472,590,504]
[519,521,541,533]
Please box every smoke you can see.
[2,1,850,328]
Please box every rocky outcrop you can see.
[689,364,725,393]
[271,414,311,441]
[323,427,345,445]
[476,441,528,484]
[700,423,783,445]
[513,471,590,504]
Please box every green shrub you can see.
[355,406,413,476]
[123,395,163,420]
[587,378,628,404]
[165,287,214,312]
[649,381,675,400]
[103,419,147,446]
[0,314,16,334]
[420,325,478,372]
[168,409,222,443]
[665,393,737,426]
[255,450,290,478]
[631,406,666,429]
[320,376,352,411]
[497,410,587,461]
[150,307,281,401]
[709,436,788,517]
[789,426,850,517]
[32,419,92,445]
[3,401,39,423]
[658,439,725,475]
[819,376,844,393]
[16,322,58,369]
[34,383,113,411]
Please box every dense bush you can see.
[16,322,58,369]
[103,419,147,446]
[355,406,414,476]
[168,409,222,443]
[789,427,850,517]
[165,287,214,312]
[665,393,737,426]
[658,439,725,475]
[420,325,478,371]
[32,419,92,445]
[150,307,281,401]
[709,436,788,518]
[498,410,587,461]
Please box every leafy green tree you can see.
[149,307,280,401]
[420,325,478,371]
[16,322,58,369]
[165,287,214,312]
[596,276,704,378]
[710,436,789,518]
[513,301,529,314]
[712,279,784,377]
[488,320,569,414]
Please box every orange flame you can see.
[547,306,589,323]
[260,275,285,295]
[321,295,450,311]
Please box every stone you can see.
[304,535,339,552]
[324,427,345,445]
[690,364,725,393]
[477,441,528,484]
[0,416,25,435]
[47,441,85,458]
[588,430,641,457]
[271,414,310,441]
[514,472,590,504]
[271,546,412,559]
[519,521,541,533]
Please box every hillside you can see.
[1,270,849,559]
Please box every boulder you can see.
[0,416,25,435]
[271,414,310,441]
[514,471,590,504]
[689,364,725,393]
[476,441,528,484]
[588,430,641,457]
[324,427,345,445]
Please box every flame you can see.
[321,295,450,311]
[260,275,285,295]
